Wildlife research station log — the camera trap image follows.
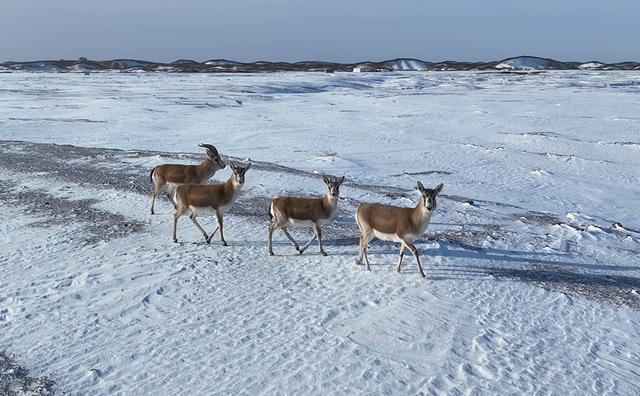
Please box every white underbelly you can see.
[372,230,420,243]
[189,202,234,214]
[287,219,317,227]
[372,230,401,242]
[190,205,216,214]
[286,217,333,227]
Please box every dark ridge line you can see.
[2,55,640,73]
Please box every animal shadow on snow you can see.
[426,245,640,309]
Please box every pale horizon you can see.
[2,0,639,64]
[3,54,639,65]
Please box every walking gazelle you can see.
[150,143,225,214]
[355,182,443,277]
[268,175,345,256]
[172,162,251,245]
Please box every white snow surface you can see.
[1,71,640,394]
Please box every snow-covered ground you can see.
[1,71,639,395]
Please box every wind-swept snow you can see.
[1,71,639,394]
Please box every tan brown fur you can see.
[356,204,427,235]
[172,162,250,245]
[150,143,225,214]
[268,176,345,256]
[271,196,336,223]
[355,182,443,277]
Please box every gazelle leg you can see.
[206,226,219,244]
[150,189,157,215]
[356,234,364,265]
[172,206,187,243]
[189,211,209,243]
[281,227,300,252]
[268,223,276,255]
[401,240,425,277]
[396,243,406,273]
[299,233,317,255]
[166,192,176,209]
[151,182,164,215]
[357,232,373,271]
[356,227,370,264]
[150,174,160,214]
[363,240,371,271]
[216,211,227,246]
[313,223,327,256]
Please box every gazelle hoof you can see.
[321,251,327,257]
[222,242,228,247]
[269,252,274,256]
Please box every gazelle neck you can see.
[197,158,216,179]
[225,175,243,194]
[322,189,339,212]
[412,195,432,222]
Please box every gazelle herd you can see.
[152,144,443,277]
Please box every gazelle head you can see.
[199,143,226,169]
[230,162,251,185]
[322,175,346,198]
[416,181,443,211]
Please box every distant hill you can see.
[1,56,638,73]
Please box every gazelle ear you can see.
[338,176,345,184]
[244,162,251,171]
[435,183,444,194]
[322,175,330,185]
[416,181,425,191]
[230,162,237,171]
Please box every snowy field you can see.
[1,71,639,395]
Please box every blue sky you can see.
[1,0,638,62]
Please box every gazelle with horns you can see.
[355,181,443,277]
[171,162,251,245]
[150,143,226,214]
[268,175,345,256]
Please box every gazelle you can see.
[355,181,443,277]
[150,143,226,214]
[268,175,345,256]
[171,162,251,245]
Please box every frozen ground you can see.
[1,71,639,395]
